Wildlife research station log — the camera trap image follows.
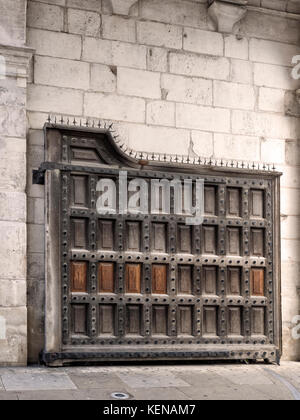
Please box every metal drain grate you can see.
[111,392,130,400]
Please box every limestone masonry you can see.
[0,0,299,365]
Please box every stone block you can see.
[161,74,212,106]
[259,87,285,113]
[254,63,299,91]
[84,92,145,123]
[230,59,253,84]
[0,106,26,138]
[287,0,300,13]
[176,103,230,133]
[82,38,113,65]
[0,280,26,307]
[281,188,300,216]
[281,239,300,262]
[27,253,45,279]
[27,223,45,254]
[249,38,300,67]
[137,20,182,49]
[27,1,64,31]
[190,131,214,159]
[214,133,260,161]
[103,15,136,43]
[90,64,116,93]
[28,84,83,115]
[117,68,161,99]
[27,197,45,225]
[34,56,90,90]
[147,47,168,73]
[103,0,139,16]
[0,221,26,280]
[0,0,26,46]
[28,129,44,147]
[225,35,248,60]
[0,307,27,366]
[214,81,255,110]
[278,165,300,189]
[0,78,26,107]
[146,101,175,127]
[169,53,230,81]
[140,0,209,29]
[67,8,101,37]
[284,91,300,118]
[27,28,82,60]
[67,0,101,11]
[285,139,300,166]
[112,42,147,70]
[0,145,26,193]
[232,110,299,140]
[0,192,26,223]
[261,138,286,164]
[183,28,223,57]
[281,216,300,240]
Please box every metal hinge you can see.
[32,162,66,185]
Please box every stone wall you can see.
[25,0,300,362]
[0,0,32,365]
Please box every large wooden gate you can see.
[41,124,281,366]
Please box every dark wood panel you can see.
[251,268,265,296]
[126,305,142,335]
[178,306,193,335]
[251,228,265,256]
[98,219,114,250]
[227,267,241,295]
[177,225,192,253]
[126,263,141,294]
[72,175,88,207]
[251,307,265,335]
[227,188,241,217]
[99,304,115,336]
[126,222,141,252]
[227,227,241,256]
[202,226,217,254]
[152,264,167,294]
[204,186,216,215]
[178,265,193,295]
[72,304,87,335]
[71,261,87,293]
[203,306,218,336]
[152,223,167,253]
[228,307,242,336]
[250,189,264,218]
[98,262,114,293]
[152,306,168,335]
[71,218,87,249]
[203,266,217,295]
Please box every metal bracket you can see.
[32,168,45,185]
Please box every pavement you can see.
[0,361,299,400]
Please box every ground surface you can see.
[0,361,299,400]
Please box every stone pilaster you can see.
[0,0,34,366]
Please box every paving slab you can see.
[1,372,77,392]
[178,384,272,400]
[69,372,124,390]
[177,370,232,388]
[17,390,75,400]
[130,387,192,400]
[0,391,18,400]
[71,388,134,401]
[214,366,275,385]
[116,371,190,388]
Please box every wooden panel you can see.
[71,219,87,249]
[72,304,87,335]
[227,227,241,255]
[152,223,167,253]
[178,265,193,295]
[152,264,167,294]
[251,228,265,256]
[178,306,193,335]
[251,268,265,296]
[152,306,168,335]
[71,261,87,293]
[251,190,264,218]
[227,267,241,295]
[125,263,141,294]
[228,307,242,336]
[98,263,114,293]
[203,266,217,295]
[251,307,265,335]
[227,188,241,217]
[203,306,218,336]
[72,175,88,207]
[98,220,114,250]
[99,304,115,335]
[126,222,141,252]
[202,226,217,254]
[177,225,192,253]
[126,305,141,335]
[204,186,216,215]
